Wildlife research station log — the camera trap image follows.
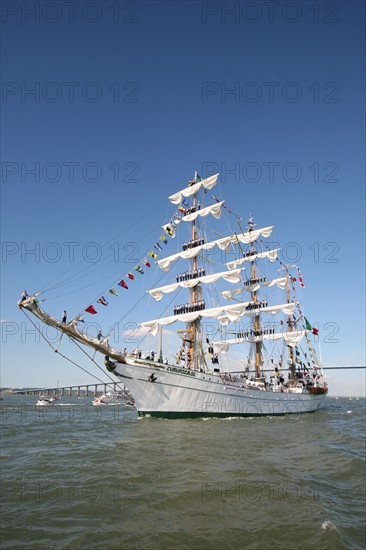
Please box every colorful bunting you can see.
[297,268,305,288]
[81,198,188,314]
[164,225,175,238]
[170,212,182,226]
[208,191,246,222]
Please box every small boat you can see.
[92,393,115,406]
[92,392,136,407]
[36,398,54,406]
[92,397,107,406]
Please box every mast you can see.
[248,216,261,379]
[285,265,295,383]
[157,325,163,362]
[188,174,199,369]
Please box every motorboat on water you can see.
[36,397,55,406]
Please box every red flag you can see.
[85,305,97,315]
[311,327,319,336]
[118,279,128,289]
[128,273,135,280]
[144,260,151,268]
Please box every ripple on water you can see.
[1,396,365,549]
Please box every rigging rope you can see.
[21,309,122,390]
[70,338,125,392]
[36,198,167,296]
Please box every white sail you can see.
[148,268,244,302]
[168,173,219,204]
[236,226,273,244]
[213,330,306,352]
[181,201,224,222]
[141,301,252,335]
[217,302,296,326]
[158,228,276,272]
[222,276,287,299]
[226,248,279,270]
[141,301,296,335]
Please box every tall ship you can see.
[19,172,327,418]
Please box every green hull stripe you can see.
[137,409,319,419]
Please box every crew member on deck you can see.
[62,310,67,323]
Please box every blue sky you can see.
[1,0,365,395]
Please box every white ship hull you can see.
[114,359,327,418]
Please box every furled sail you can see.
[181,201,224,222]
[157,227,275,272]
[236,226,273,244]
[222,276,287,299]
[217,302,296,326]
[226,248,279,269]
[148,268,244,302]
[212,330,306,352]
[141,301,296,335]
[168,173,219,204]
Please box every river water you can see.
[1,395,365,549]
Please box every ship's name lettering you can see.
[167,367,196,377]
